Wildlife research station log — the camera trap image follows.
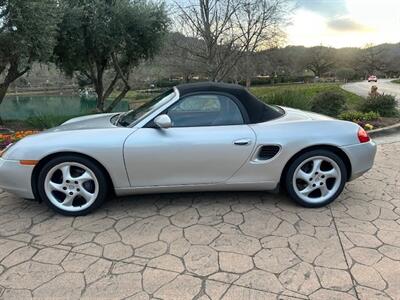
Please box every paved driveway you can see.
[342,79,400,100]
[0,135,399,300]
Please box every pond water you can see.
[0,95,130,120]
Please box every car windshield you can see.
[117,89,176,127]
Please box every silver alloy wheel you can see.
[292,156,342,204]
[44,162,99,212]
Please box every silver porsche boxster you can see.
[0,83,377,216]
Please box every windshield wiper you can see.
[116,111,134,127]
[115,112,127,126]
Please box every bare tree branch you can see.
[174,0,290,83]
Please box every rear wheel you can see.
[285,150,347,207]
[37,155,109,216]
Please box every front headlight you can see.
[0,143,14,158]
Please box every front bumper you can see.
[0,158,35,199]
[340,140,377,181]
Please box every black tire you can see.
[37,155,109,216]
[285,150,347,208]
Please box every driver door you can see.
[123,93,256,187]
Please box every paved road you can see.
[342,79,400,100]
[0,134,399,300]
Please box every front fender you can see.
[4,128,135,189]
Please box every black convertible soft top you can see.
[176,82,283,124]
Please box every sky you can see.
[287,0,400,48]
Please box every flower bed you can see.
[0,130,39,150]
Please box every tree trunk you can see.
[96,95,105,112]
[95,84,105,112]
[0,83,8,105]
[245,53,252,88]
[93,66,105,112]
[104,86,129,113]
[0,83,9,125]
[184,73,192,83]
[246,77,251,88]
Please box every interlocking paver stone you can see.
[120,215,169,248]
[153,275,201,300]
[211,233,261,255]
[0,261,63,290]
[32,247,69,265]
[254,248,300,273]
[33,273,85,299]
[0,137,399,299]
[279,262,321,295]
[142,267,178,294]
[219,252,253,273]
[184,245,218,276]
[135,241,168,258]
[315,267,353,291]
[184,224,219,245]
[235,270,284,293]
[148,254,185,273]
[82,273,142,299]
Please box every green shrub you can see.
[26,115,82,130]
[259,90,311,111]
[310,92,346,117]
[339,111,380,122]
[360,94,398,117]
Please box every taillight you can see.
[358,127,370,143]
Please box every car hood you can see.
[46,113,119,132]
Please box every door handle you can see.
[234,139,251,146]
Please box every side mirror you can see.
[154,114,172,129]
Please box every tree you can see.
[54,0,169,112]
[0,0,59,111]
[174,0,241,81]
[358,44,385,77]
[304,46,335,77]
[336,67,355,82]
[175,0,289,83]
[234,0,288,87]
[160,33,203,82]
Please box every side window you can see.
[167,94,244,127]
[170,95,221,112]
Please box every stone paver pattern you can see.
[0,139,399,299]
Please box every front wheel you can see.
[37,155,109,216]
[285,150,347,208]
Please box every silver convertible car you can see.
[0,83,376,216]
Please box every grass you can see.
[391,79,400,84]
[25,114,85,130]
[250,83,364,111]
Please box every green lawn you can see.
[250,83,364,111]
[392,79,400,84]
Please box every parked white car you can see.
[0,82,377,216]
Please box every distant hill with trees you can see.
[146,38,400,87]
[8,36,400,91]
[2,0,399,94]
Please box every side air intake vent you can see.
[258,145,280,160]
